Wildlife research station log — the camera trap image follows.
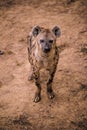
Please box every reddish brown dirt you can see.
[0,0,87,130]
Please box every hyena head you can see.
[31,26,61,54]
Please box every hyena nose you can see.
[44,46,50,53]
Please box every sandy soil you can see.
[0,0,87,129]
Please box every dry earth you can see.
[0,0,87,130]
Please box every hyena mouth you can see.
[43,48,51,53]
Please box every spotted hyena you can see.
[27,26,61,103]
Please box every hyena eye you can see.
[40,39,44,43]
[49,40,54,44]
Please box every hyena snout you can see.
[42,43,52,53]
[43,45,51,53]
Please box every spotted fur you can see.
[27,26,61,102]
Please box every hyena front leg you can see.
[47,47,59,99]
[33,70,41,103]
[47,64,57,99]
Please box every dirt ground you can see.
[0,0,87,130]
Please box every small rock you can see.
[0,50,4,55]
[50,115,54,118]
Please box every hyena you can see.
[27,26,61,103]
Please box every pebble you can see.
[0,50,4,55]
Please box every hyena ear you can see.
[32,26,41,37]
[52,26,61,37]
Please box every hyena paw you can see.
[34,93,41,103]
[47,91,55,99]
